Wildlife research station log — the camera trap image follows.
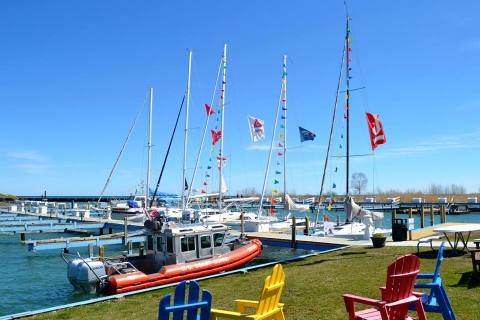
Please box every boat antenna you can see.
[185,51,223,208]
[218,43,227,210]
[150,95,185,208]
[181,50,193,210]
[96,91,148,207]
[314,42,346,227]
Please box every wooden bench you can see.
[417,234,442,253]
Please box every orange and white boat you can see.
[66,220,262,294]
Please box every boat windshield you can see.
[213,233,224,247]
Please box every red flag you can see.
[365,112,386,150]
[211,130,222,145]
[269,208,277,215]
[205,103,215,116]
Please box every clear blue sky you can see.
[1,0,479,196]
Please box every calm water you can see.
[0,231,315,317]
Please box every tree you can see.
[351,172,368,195]
[426,183,444,195]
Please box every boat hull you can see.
[106,239,262,294]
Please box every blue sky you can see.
[0,1,479,196]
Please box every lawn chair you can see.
[410,242,456,320]
[343,254,427,320]
[158,280,212,320]
[211,264,285,320]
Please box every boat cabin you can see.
[142,223,232,273]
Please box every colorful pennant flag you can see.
[211,130,222,145]
[205,103,215,116]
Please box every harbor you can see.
[1,1,480,319]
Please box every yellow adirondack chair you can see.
[211,264,286,320]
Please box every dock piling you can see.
[240,212,245,239]
[408,208,413,240]
[420,206,425,228]
[304,216,310,236]
[430,206,434,226]
[88,244,93,257]
[98,245,105,257]
[291,216,297,248]
[124,217,128,246]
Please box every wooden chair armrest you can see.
[414,282,436,289]
[234,299,259,313]
[416,273,434,279]
[343,293,384,307]
[385,296,419,308]
[211,308,251,320]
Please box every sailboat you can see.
[312,12,391,240]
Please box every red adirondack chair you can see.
[343,254,427,320]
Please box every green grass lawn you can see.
[31,246,479,320]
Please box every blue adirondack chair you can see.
[411,242,456,320]
[158,280,212,320]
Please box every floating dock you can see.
[25,231,145,252]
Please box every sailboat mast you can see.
[282,55,288,209]
[146,88,153,210]
[181,51,192,210]
[345,16,351,197]
[218,43,227,210]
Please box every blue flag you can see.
[299,127,316,142]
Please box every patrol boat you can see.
[66,219,262,295]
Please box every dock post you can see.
[392,208,397,220]
[291,216,297,249]
[139,242,145,256]
[442,205,447,223]
[124,217,128,246]
[408,208,413,240]
[304,216,310,236]
[240,212,245,240]
[430,206,434,226]
[20,233,25,241]
[420,206,425,229]
[336,215,340,227]
[88,244,93,258]
[127,241,133,255]
[98,245,105,257]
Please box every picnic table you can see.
[434,224,480,254]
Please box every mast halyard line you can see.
[186,55,223,208]
[218,43,227,211]
[181,51,192,210]
[313,44,347,227]
[146,88,153,211]
[282,54,288,211]
[258,70,285,217]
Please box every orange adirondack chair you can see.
[343,254,427,320]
